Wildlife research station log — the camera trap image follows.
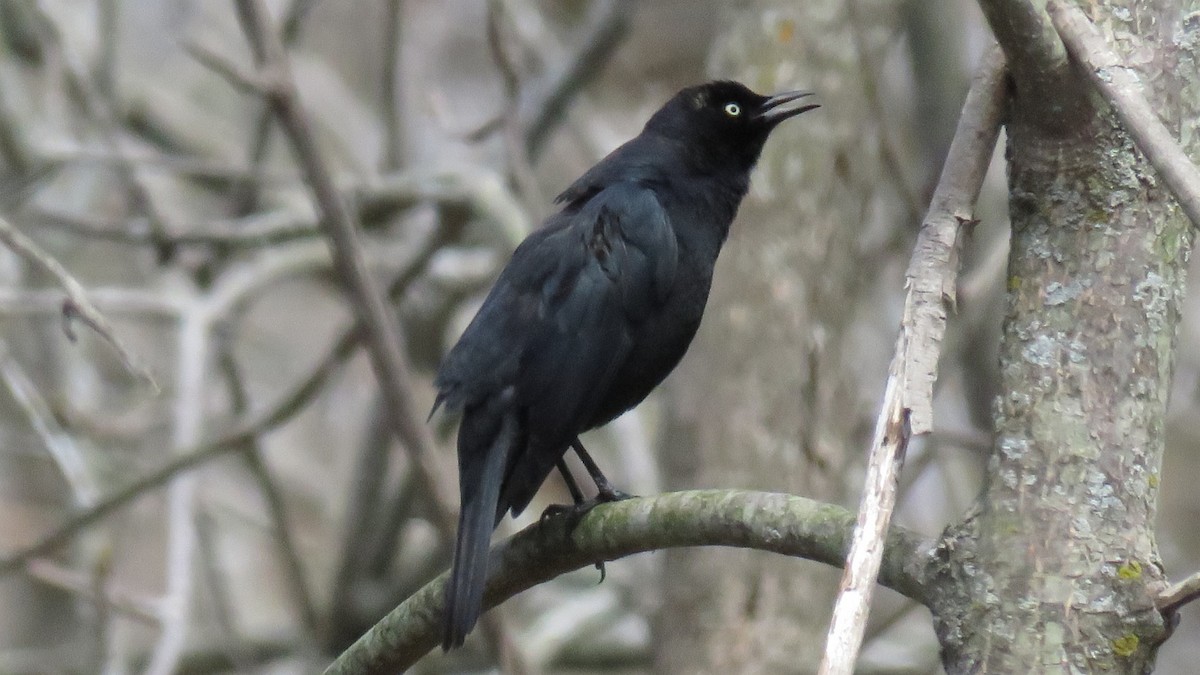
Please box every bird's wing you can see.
[514,182,677,437]
[434,182,677,413]
[506,183,678,515]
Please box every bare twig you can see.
[143,312,207,675]
[521,0,633,159]
[25,558,160,624]
[194,509,256,673]
[95,0,119,95]
[381,0,405,170]
[30,3,176,259]
[231,0,459,530]
[27,206,321,249]
[1158,570,1200,615]
[216,0,319,212]
[0,214,157,389]
[183,40,278,95]
[226,8,535,660]
[1047,0,1200,229]
[0,340,100,507]
[226,0,320,216]
[0,286,182,318]
[28,166,527,250]
[846,0,922,223]
[357,219,493,593]
[36,144,294,182]
[0,357,324,576]
[486,0,546,213]
[215,341,320,635]
[817,50,1007,675]
[897,48,1006,435]
[325,397,395,645]
[325,490,932,674]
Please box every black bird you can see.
[432,80,817,649]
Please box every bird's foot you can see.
[595,483,634,503]
[538,499,614,582]
[538,493,618,528]
[539,502,576,525]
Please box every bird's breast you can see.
[586,260,714,428]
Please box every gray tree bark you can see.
[926,0,1200,671]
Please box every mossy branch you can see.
[325,489,932,674]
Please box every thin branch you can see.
[194,509,256,673]
[27,166,527,250]
[1158,570,1200,615]
[520,0,633,159]
[381,0,405,170]
[183,40,278,95]
[30,3,176,259]
[143,312,207,675]
[211,5,540,648]
[225,0,319,216]
[0,327,352,576]
[817,49,1007,675]
[36,144,295,183]
[325,490,933,675]
[0,286,182,318]
[231,0,458,533]
[25,558,160,625]
[216,337,320,636]
[325,397,395,646]
[1047,0,1200,229]
[27,206,321,249]
[846,0,922,224]
[0,340,101,507]
[974,0,1088,133]
[0,214,157,389]
[487,0,546,214]
[899,48,1006,435]
[0,186,453,581]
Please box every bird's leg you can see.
[540,458,587,523]
[571,438,633,502]
[545,457,607,581]
[557,458,587,505]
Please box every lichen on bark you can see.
[928,2,1197,671]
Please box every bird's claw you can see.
[539,502,574,525]
[596,486,634,503]
[539,491,631,532]
[536,502,609,581]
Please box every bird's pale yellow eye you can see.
[723,102,741,117]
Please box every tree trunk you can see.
[927,1,1199,670]
[654,1,908,671]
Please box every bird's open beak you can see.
[756,90,819,124]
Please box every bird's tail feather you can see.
[442,410,515,650]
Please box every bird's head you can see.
[644,80,818,173]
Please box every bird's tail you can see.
[442,408,515,650]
